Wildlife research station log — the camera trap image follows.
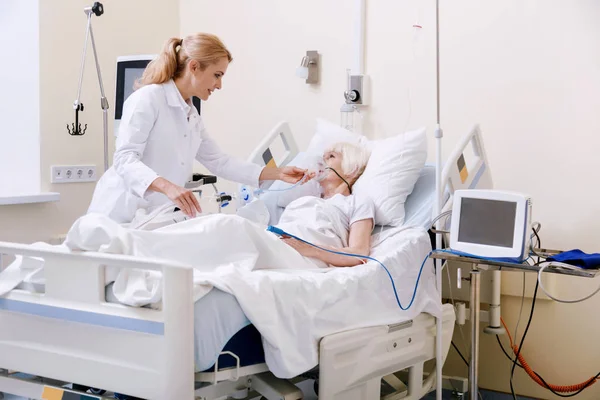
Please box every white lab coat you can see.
[88,79,263,223]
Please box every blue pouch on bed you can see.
[547,249,600,269]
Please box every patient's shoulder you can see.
[355,192,375,210]
[345,193,375,224]
[350,192,374,207]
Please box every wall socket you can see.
[51,165,97,183]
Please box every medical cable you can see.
[509,275,539,400]
[430,210,452,235]
[498,331,595,398]
[449,341,484,400]
[537,263,600,304]
[324,167,352,194]
[514,225,541,345]
[498,317,599,396]
[508,227,596,398]
[450,341,469,369]
[513,270,526,345]
[266,225,431,311]
[529,223,600,304]
[509,225,544,400]
[529,222,545,259]
[515,220,540,346]
[255,176,307,193]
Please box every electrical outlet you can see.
[51,165,97,183]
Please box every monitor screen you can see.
[458,197,517,248]
[115,58,200,122]
[123,67,145,104]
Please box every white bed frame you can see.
[0,122,491,400]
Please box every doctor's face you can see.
[189,57,229,101]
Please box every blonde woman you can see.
[88,33,307,223]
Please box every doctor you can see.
[88,33,308,223]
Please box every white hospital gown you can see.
[275,194,375,268]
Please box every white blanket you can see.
[8,213,441,378]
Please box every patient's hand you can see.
[280,218,373,267]
[281,236,318,258]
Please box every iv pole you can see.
[67,2,110,172]
[434,0,444,399]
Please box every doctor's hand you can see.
[259,166,314,185]
[149,177,202,218]
[280,166,313,184]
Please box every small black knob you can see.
[92,2,104,16]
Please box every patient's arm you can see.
[281,219,373,267]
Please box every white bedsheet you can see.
[11,213,441,378]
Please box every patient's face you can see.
[322,150,344,180]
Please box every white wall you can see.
[0,0,40,195]
[0,0,180,243]
[440,0,600,252]
[439,2,600,399]
[181,1,600,399]
[180,1,368,153]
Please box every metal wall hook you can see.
[69,2,110,170]
[67,123,88,136]
[67,102,87,136]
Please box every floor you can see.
[1,385,540,400]
[421,388,538,400]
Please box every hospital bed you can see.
[0,122,491,400]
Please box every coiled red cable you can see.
[501,317,597,393]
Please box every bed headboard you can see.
[244,121,492,230]
[247,121,299,170]
[439,124,493,214]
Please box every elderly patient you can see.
[274,142,373,268]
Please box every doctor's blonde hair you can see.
[136,33,233,88]
[325,142,371,185]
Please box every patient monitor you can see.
[449,189,532,262]
[114,55,201,136]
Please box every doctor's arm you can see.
[114,94,200,217]
[196,132,308,186]
[281,218,373,267]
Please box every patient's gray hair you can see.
[325,142,371,184]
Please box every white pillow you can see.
[306,118,364,156]
[263,119,427,227]
[353,127,428,226]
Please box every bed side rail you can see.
[0,240,195,399]
[0,241,190,304]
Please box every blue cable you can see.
[267,225,433,311]
[267,228,535,310]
